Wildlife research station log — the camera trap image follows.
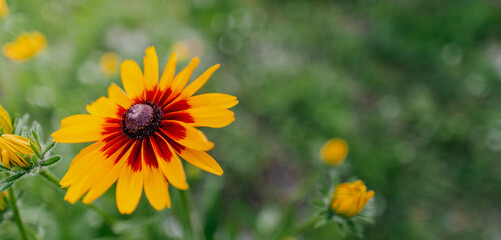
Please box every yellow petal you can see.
[178,148,223,176]
[86,97,120,118]
[59,114,106,127]
[82,154,127,204]
[60,146,103,187]
[160,121,214,151]
[69,142,104,167]
[169,57,199,97]
[1,134,32,154]
[0,105,13,134]
[158,53,177,90]
[143,46,159,90]
[52,115,106,143]
[0,149,10,168]
[120,60,144,100]
[116,166,144,214]
[156,145,188,190]
[108,83,133,109]
[188,93,238,109]
[64,153,118,204]
[186,107,235,128]
[0,136,31,167]
[182,64,220,97]
[143,166,170,210]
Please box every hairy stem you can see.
[289,215,324,236]
[7,186,29,240]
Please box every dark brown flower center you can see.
[121,102,162,139]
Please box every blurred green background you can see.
[1,0,501,239]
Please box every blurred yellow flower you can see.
[330,180,374,217]
[170,39,204,62]
[320,138,348,166]
[0,0,8,18]
[2,31,47,62]
[0,106,33,169]
[0,192,8,211]
[171,41,191,61]
[99,52,120,76]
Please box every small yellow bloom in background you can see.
[170,39,204,62]
[320,138,348,166]
[171,41,191,61]
[0,192,8,211]
[330,180,374,218]
[0,0,8,18]
[99,52,120,76]
[2,31,47,62]
[0,106,33,168]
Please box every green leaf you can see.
[30,141,40,157]
[346,219,364,239]
[0,172,25,186]
[41,141,56,158]
[10,166,25,172]
[32,155,39,166]
[0,165,10,172]
[0,181,15,192]
[41,156,61,166]
[30,122,42,146]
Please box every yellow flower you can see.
[330,180,374,217]
[320,138,348,166]
[0,192,8,211]
[171,41,191,61]
[99,52,120,76]
[170,39,203,62]
[0,106,33,169]
[0,0,8,18]
[52,47,237,214]
[2,31,47,62]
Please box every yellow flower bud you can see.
[330,180,374,217]
[320,138,348,166]
[2,31,47,62]
[99,52,120,76]
[0,105,34,168]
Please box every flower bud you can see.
[330,180,374,217]
[320,138,348,166]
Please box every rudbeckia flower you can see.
[0,0,8,18]
[0,106,33,169]
[52,47,237,214]
[330,180,374,218]
[2,31,47,62]
[320,138,348,166]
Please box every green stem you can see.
[289,215,324,236]
[38,169,60,188]
[38,169,115,226]
[7,186,29,240]
[179,190,195,240]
